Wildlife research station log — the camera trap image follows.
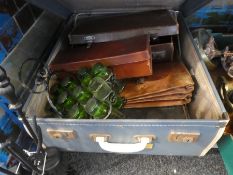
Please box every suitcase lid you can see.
[27,0,213,19]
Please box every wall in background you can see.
[0,0,43,62]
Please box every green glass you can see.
[67,104,88,119]
[91,63,124,93]
[57,91,75,109]
[91,63,112,80]
[111,96,126,109]
[61,77,77,89]
[84,97,125,119]
[84,98,109,119]
[70,85,92,105]
[88,77,115,101]
[77,68,93,87]
[111,79,125,93]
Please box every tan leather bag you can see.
[125,86,194,100]
[127,93,192,103]
[121,62,194,99]
[124,98,192,108]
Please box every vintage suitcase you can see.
[49,35,152,79]
[22,0,229,156]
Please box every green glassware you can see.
[91,63,124,93]
[91,63,113,81]
[50,84,64,100]
[57,91,75,110]
[84,98,109,119]
[84,97,125,119]
[61,77,77,89]
[77,68,93,87]
[111,79,125,93]
[67,104,88,119]
[88,77,116,101]
[111,96,126,109]
[70,85,92,105]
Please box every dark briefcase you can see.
[68,10,179,44]
[50,35,152,79]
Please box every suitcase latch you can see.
[47,129,77,140]
[168,132,200,143]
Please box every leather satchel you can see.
[121,62,194,108]
[124,99,192,108]
[121,62,194,99]
[127,93,192,103]
[124,86,194,100]
[50,35,152,79]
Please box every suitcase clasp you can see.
[47,128,77,140]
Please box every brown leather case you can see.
[121,62,194,99]
[127,93,192,103]
[124,98,192,108]
[125,86,194,101]
[50,35,152,79]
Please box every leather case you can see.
[127,93,192,103]
[121,62,194,99]
[49,35,152,79]
[124,98,192,108]
[69,10,179,44]
[125,86,194,100]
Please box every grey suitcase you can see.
[10,0,230,156]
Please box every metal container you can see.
[22,0,228,156]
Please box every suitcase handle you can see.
[94,136,152,153]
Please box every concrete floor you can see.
[48,149,226,175]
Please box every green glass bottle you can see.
[84,97,125,119]
[84,97,109,119]
[111,79,125,93]
[61,77,77,88]
[70,85,92,105]
[88,77,116,101]
[111,96,127,109]
[91,63,113,81]
[67,104,88,119]
[57,91,75,110]
[77,68,93,87]
[91,63,124,93]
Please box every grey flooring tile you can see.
[48,149,227,175]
